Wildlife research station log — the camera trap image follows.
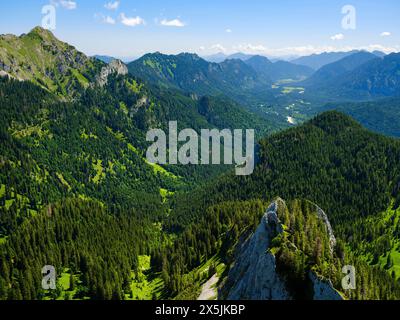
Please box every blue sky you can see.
[0,0,399,59]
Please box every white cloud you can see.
[199,46,206,51]
[362,44,397,53]
[94,13,116,25]
[120,13,145,27]
[380,31,391,37]
[330,33,344,41]
[211,44,227,53]
[103,15,116,24]
[207,43,398,58]
[225,28,232,33]
[51,0,77,10]
[104,1,120,11]
[160,18,185,27]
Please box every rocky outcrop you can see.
[221,199,291,300]
[220,198,343,300]
[309,272,343,300]
[0,70,10,78]
[316,206,336,252]
[97,59,128,86]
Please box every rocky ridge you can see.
[220,198,343,300]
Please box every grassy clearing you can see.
[80,128,98,140]
[70,69,89,88]
[126,255,165,300]
[146,160,178,179]
[196,255,226,278]
[355,201,400,280]
[56,172,72,191]
[160,188,174,202]
[127,142,178,180]
[119,101,129,115]
[125,79,143,94]
[0,184,5,198]
[174,254,226,300]
[42,269,87,300]
[11,122,51,140]
[379,243,400,280]
[91,159,105,184]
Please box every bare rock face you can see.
[309,272,343,300]
[0,70,10,78]
[316,206,336,253]
[97,59,128,86]
[221,199,291,300]
[220,198,343,300]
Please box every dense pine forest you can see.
[1,26,400,300]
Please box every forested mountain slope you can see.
[1,26,400,301]
[302,51,379,88]
[0,28,278,235]
[0,27,103,97]
[0,28,282,300]
[291,50,384,71]
[245,55,314,81]
[319,98,400,137]
[158,112,400,299]
[303,53,400,100]
[127,52,272,100]
[171,111,400,229]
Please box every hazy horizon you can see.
[0,0,399,59]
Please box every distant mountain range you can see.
[203,50,387,70]
[203,52,255,63]
[127,52,269,99]
[302,52,400,100]
[126,49,400,133]
[302,51,380,87]
[127,52,314,99]
[245,55,314,81]
[203,52,299,63]
[93,55,138,64]
[93,55,115,64]
[291,50,386,70]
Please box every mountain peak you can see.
[385,52,400,60]
[27,26,57,41]
[176,52,202,60]
[0,27,102,96]
[311,111,362,133]
[247,55,272,64]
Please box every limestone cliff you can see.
[220,198,343,300]
[96,59,128,86]
[220,199,290,300]
[309,272,343,300]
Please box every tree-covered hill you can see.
[158,112,400,299]
[171,111,400,229]
[319,98,400,138]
